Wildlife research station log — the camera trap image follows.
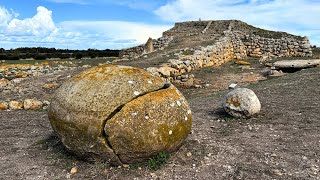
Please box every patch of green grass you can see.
[147,152,170,170]
[130,151,170,171]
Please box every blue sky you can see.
[0,0,319,50]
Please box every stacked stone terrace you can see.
[120,20,312,80]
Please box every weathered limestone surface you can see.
[223,88,261,118]
[106,85,192,163]
[274,59,320,69]
[48,65,192,165]
[145,37,154,53]
[24,99,43,110]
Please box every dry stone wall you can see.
[242,34,312,58]
[146,35,238,79]
[119,36,173,59]
[146,31,312,81]
[121,20,312,80]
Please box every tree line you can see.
[0,47,120,60]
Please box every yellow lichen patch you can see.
[15,71,30,78]
[42,82,60,90]
[227,96,241,107]
[8,101,23,110]
[48,65,170,165]
[235,61,251,65]
[0,102,8,110]
[73,65,163,83]
[105,85,192,163]
[0,64,32,70]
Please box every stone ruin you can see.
[120,20,312,60]
[119,20,313,81]
[119,36,173,59]
[145,37,154,53]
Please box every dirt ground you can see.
[1,58,320,179]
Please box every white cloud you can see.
[155,0,320,45]
[59,21,171,47]
[45,0,88,5]
[0,6,18,26]
[0,6,171,49]
[5,6,58,36]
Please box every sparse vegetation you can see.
[129,152,170,171]
[147,152,170,170]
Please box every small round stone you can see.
[223,88,261,118]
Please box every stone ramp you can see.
[202,21,213,34]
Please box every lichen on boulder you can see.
[48,65,192,165]
[223,88,261,118]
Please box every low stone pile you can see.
[0,99,49,111]
[0,63,78,80]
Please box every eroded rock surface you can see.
[24,99,43,110]
[48,65,192,165]
[223,88,261,118]
[274,59,320,69]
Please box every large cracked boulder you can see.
[223,88,261,118]
[48,65,192,165]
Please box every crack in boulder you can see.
[100,83,172,162]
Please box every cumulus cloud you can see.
[155,0,320,45]
[0,6,171,49]
[5,6,58,36]
[0,6,18,26]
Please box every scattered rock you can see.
[0,78,10,89]
[14,71,29,78]
[223,88,261,118]
[228,83,237,89]
[42,82,60,90]
[187,152,192,157]
[70,167,77,174]
[48,65,192,165]
[8,101,23,110]
[82,65,91,68]
[23,99,43,110]
[157,66,178,77]
[11,78,25,84]
[0,101,9,110]
[235,61,251,65]
[267,69,284,77]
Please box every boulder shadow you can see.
[208,107,231,119]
